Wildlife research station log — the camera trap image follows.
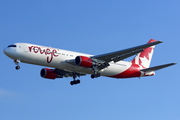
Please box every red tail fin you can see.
[131,39,156,68]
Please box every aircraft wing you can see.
[66,40,163,70]
[91,40,163,63]
[140,63,177,72]
[55,68,86,77]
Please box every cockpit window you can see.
[8,45,17,47]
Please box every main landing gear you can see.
[91,73,101,79]
[14,59,20,70]
[91,67,101,79]
[70,73,81,85]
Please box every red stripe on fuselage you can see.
[109,63,141,78]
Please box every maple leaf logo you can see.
[139,47,153,60]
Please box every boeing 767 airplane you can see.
[3,39,176,85]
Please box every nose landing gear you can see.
[14,59,20,70]
[15,65,20,70]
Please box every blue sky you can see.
[1,0,179,120]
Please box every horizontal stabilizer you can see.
[140,63,177,72]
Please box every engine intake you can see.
[75,56,93,68]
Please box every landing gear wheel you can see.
[15,66,20,70]
[70,80,81,85]
[14,59,20,70]
[91,74,95,79]
[91,73,101,79]
[97,73,101,77]
[70,73,81,85]
[77,79,80,84]
[70,81,74,85]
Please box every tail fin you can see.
[131,39,157,68]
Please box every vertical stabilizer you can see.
[131,39,156,68]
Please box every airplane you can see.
[3,39,176,85]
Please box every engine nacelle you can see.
[40,68,62,79]
[75,56,93,68]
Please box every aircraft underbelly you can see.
[58,61,131,77]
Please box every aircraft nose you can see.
[3,47,18,59]
[3,48,9,55]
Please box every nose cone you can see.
[3,48,9,55]
[3,47,16,59]
[3,44,19,60]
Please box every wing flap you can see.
[112,49,144,62]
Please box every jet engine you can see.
[75,56,93,68]
[40,68,62,79]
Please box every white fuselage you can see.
[4,43,133,77]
